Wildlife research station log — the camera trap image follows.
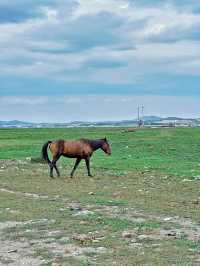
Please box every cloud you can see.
[0,0,200,96]
[0,96,49,105]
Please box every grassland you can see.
[0,127,200,265]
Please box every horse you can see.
[41,137,111,178]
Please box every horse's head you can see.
[101,137,111,155]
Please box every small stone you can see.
[69,204,82,211]
[7,249,18,253]
[92,239,100,243]
[182,179,192,182]
[166,231,176,237]
[122,230,136,238]
[72,234,95,243]
[79,221,89,225]
[160,230,177,238]
[88,192,95,195]
[193,258,200,263]
[130,238,137,243]
[73,210,94,216]
[163,217,173,221]
[113,192,121,197]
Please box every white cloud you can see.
[64,97,84,103]
[40,6,58,21]
[0,0,200,85]
[0,96,49,105]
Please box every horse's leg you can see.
[85,157,93,177]
[70,158,81,178]
[50,163,54,178]
[52,154,61,177]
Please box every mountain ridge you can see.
[0,116,199,128]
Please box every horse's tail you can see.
[41,141,52,165]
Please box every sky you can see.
[0,0,200,122]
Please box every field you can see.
[0,127,200,265]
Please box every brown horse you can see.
[42,137,111,178]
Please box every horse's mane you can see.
[81,138,103,150]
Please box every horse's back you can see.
[65,140,92,157]
[50,139,91,158]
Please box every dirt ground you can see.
[1,159,200,265]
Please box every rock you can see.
[88,192,95,195]
[193,258,200,263]
[182,179,192,182]
[7,249,18,253]
[113,192,121,197]
[130,238,137,243]
[160,230,177,238]
[92,239,100,243]
[69,204,82,211]
[73,210,94,216]
[72,234,95,243]
[163,217,173,222]
[59,208,66,212]
[79,221,89,225]
[122,230,137,239]
[166,231,177,237]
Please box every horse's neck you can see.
[90,140,102,151]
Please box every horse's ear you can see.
[104,137,107,141]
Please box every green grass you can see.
[0,127,200,176]
[1,127,200,265]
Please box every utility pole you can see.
[141,105,144,126]
[137,106,144,127]
[137,106,140,127]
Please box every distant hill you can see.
[0,116,199,128]
[0,120,35,128]
[143,116,162,122]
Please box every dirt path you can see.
[1,184,200,243]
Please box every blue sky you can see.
[0,0,200,122]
